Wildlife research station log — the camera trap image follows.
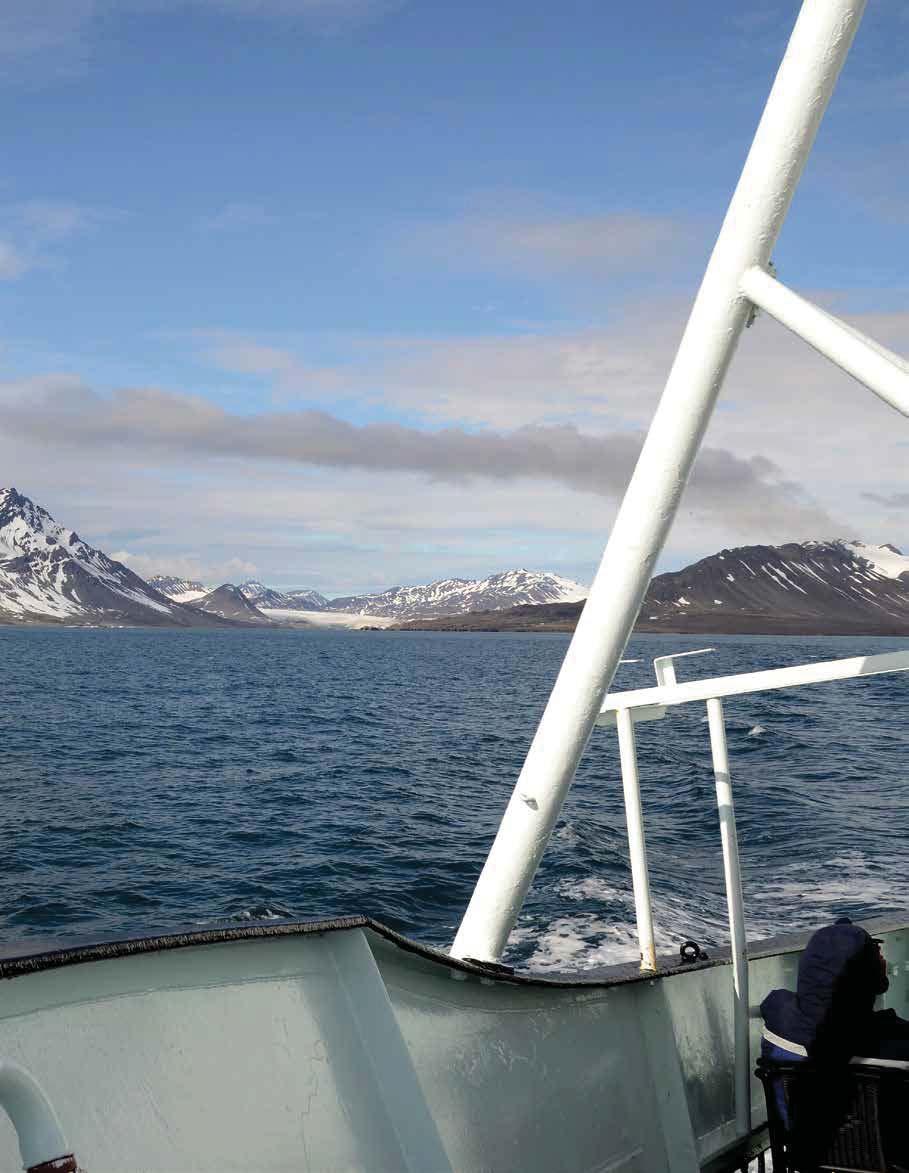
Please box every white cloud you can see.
[197,202,275,232]
[0,240,31,280]
[111,549,257,584]
[14,199,117,239]
[0,373,837,535]
[401,202,696,280]
[201,334,350,397]
[1,287,906,594]
[194,290,909,550]
[201,319,673,426]
[0,200,121,279]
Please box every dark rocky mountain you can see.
[637,539,909,633]
[329,569,587,621]
[191,584,273,624]
[398,540,909,635]
[283,588,330,610]
[0,488,229,627]
[238,580,291,609]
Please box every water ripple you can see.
[0,627,907,970]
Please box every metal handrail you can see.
[598,649,909,719]
[599,648,909,1141]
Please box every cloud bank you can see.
[0,376,838,538]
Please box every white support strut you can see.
[616,708,657,973]
[706,699,751,1138]
[741,266,909,418]
[451,0,867,963]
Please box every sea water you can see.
[1,627,907,972]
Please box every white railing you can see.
[597,648,909,1138]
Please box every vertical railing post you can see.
[706,697,751,1136]
[451,0,866,964]
[616,707,657,972]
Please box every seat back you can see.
[756,1058,898,1172]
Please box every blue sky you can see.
[1,0,907,593]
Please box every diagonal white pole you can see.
[452,0,867,963]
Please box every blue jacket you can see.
[761,919,900,1061]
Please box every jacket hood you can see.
[761,919,886,1057]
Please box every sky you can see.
[0,0,907,595]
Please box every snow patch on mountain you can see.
[148,575,210,603]
[262,608,394,629]
[844,541,909,581]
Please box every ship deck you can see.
[0,914,906,1171]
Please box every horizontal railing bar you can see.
[597,704,667,728]
[598,649,909,715]
[741,266,909,417]
[654,647,715,687]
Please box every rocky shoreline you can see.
[394,602,909,636]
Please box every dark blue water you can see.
[1,628,907,971]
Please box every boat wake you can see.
[507,849,903,973]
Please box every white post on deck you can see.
[616,708,657,972]
[451,0,867,964]
[706,698,751,1136]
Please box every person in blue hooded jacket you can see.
[761,918,909,1064]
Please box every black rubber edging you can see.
[0,913,905,990]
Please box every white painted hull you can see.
[1,917,905,1171]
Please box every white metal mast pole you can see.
[452,0,866,964]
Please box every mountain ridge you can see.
[326,569,587,621]
[4,488,908,635]
[151,568,588,620]
[395,540,909,634]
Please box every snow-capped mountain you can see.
[150,575,329,612]
[237,581,329,611]
[192,584,272,623]
[0,489,226,627]
[147,575,209,603]
[283,588,330,610]
[237,580,289,609]
[329,569,588,621]
[157,570,577,619]
[637,539,909,633]
[397,540,909,634]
